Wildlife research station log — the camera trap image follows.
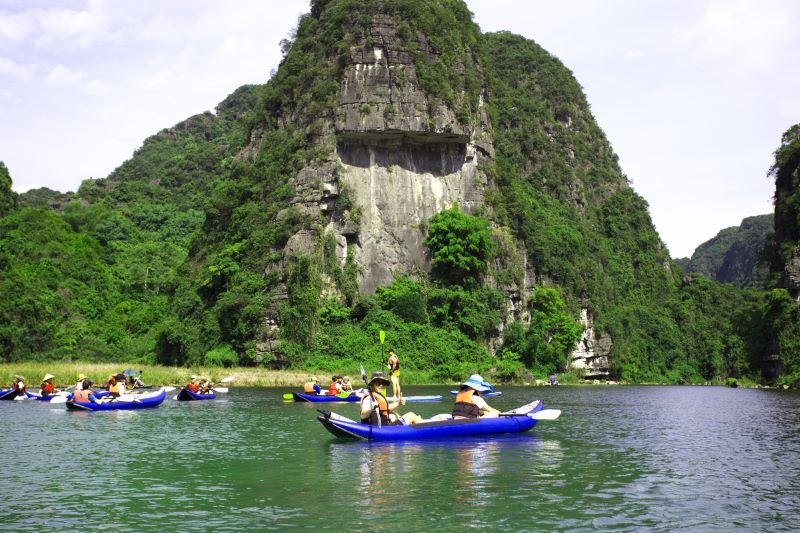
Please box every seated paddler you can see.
[360,372,422,426]
[39,373,57,397]
[108,373,127,397]
[72,380,100,404]
[303,376,321,394]
[452,374,501,419]
[187,376,200,393]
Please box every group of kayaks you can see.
[0,383,225,411]
[4,379,562,441]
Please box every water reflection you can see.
[3,386,799,531]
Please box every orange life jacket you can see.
[73,389,93,402]
[304,382,318,393]
[109,382,123,396]
[328,382,339,395]
[41,382,55,394]
[360,391,390,425]
[187,382,200,393]
[452,389,480,419]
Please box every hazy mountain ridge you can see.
[676,214,772,288]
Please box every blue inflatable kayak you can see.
[0,388,29,400]
[293,392,361,402]
[317,401,547,441]
[66,388,167,411]
[176,388,217,401]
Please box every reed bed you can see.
[0,363,319,389]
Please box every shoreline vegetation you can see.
[0,363,776,389]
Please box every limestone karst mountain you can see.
[2,0,778,384]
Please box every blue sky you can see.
[1,0,798,258]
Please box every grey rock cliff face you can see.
[570,308,612,378]
[330,13,493,293]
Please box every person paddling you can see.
[72,380,100,404]
[11,375,26,398]
[341,376,354,393]
[108,373,127,397]
[328,375,342,396]
[39,374,57,397]
[304,376,322,394]
[187,376,200,393]
[360,372,422,426]
[452,374,501,419]
[387,350,401,399]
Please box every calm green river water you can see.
[2,385,799,531]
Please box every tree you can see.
[424,206,494,287]
[0,161,17,218]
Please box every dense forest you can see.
[1,0,798,387]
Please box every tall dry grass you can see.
[0,363,317,389]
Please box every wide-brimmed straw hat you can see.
[43,373,55,381]
[462,374,492,392]
[77,373,87,381]
[310,376,318,382]
[368,372,391,387]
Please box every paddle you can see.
[48,391,73,404]
[379,329,386,365]
[210,376,234,393]
[499,408,562,421]
[530,409,561,421]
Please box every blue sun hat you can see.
[462,374,492,392]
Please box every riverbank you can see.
[0,363,775,389]
[0,363,317,389]
[0,362,567,389]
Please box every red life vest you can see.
[41,382,55,394]
[328,382,339,395]
[452,389,481,419]
[187,382,200,393]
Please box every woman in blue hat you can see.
[452,374,501,419]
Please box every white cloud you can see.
[80,78,109,96]
[0,56,34,79]
[45,63,83,84]
[33,3,108,49]
[678,0,796,68]
[0,10,33,40]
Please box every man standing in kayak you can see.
[387,350,401,399]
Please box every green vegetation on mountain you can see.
[0,1,795,386]
[0,162,16,218]
[763,124,800,385]
[676,214,772,288]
